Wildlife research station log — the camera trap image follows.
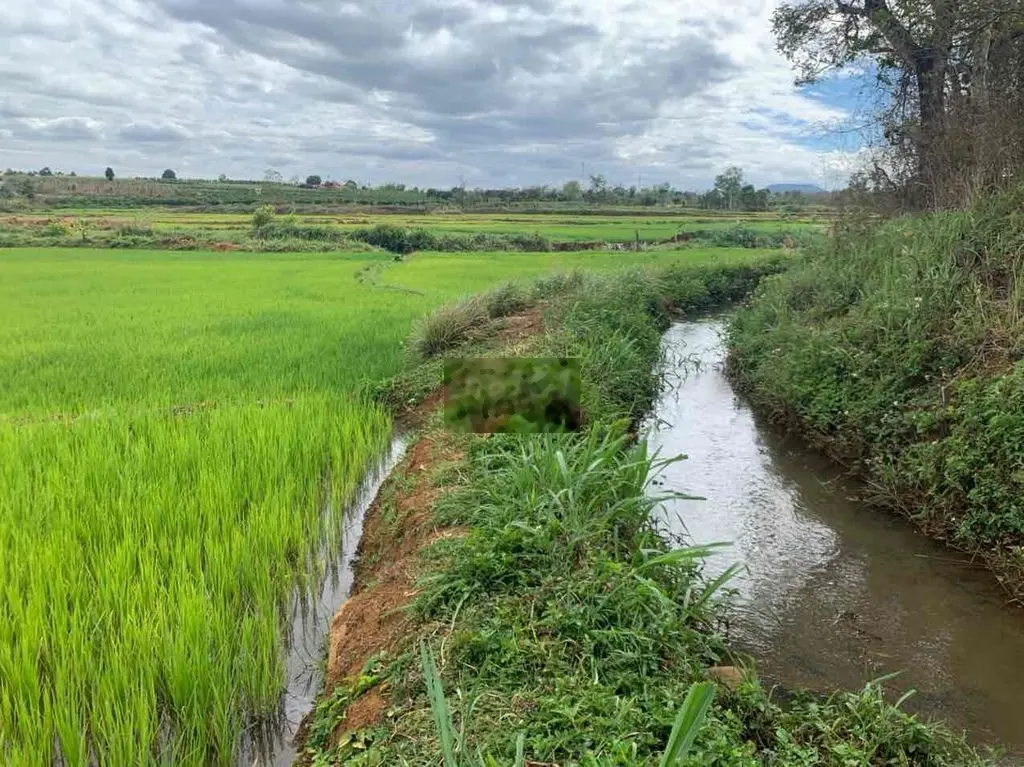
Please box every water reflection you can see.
[239,438,408,767]
[649,320,1024,757]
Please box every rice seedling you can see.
[0,397,390,764]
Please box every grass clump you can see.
[411,296,491,358]
[727,186,1024,594]
[484,280,530,318]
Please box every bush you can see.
[484,281,530,318]
[347,226,551,254]
[411,296,490,358]
[349,224,423,254]
[251,204,276,237]
[41,221,71,238]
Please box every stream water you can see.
[649,319,1024,759]
[239,437,408,767]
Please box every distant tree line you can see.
[0,164,832,211]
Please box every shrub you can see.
[251,204,276,237]
[411,296,490,358]
[41,220,71,238]
[349,224,414,253]
[485,281,530,318]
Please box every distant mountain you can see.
[767,183,826,194]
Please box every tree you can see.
[772,0,1024,206]
[218,173,228,182]
[161,169,177,180]
[17,179,36,200]
[39,167,53,177]
[264,168,283,183]
[105,167,115,182]
[587,174,608,202]
[251,204,276,237]
[713,166,744,210]
[561,180,583,200]
[305,174,322,187]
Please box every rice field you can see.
[0,245,777,764]
[2,209,823,244]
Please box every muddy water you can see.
[648,319,1024,758]
[239,437,407,767]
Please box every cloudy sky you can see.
[0,0,869,189]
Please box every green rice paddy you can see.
[3,209,822,244]
[0,245,775,764]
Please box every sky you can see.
[0,0,872,190]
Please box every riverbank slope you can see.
[300,258,988,765]
[728,189,1024,601]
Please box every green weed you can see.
[412,296,491,358]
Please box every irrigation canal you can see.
[650,318,1024,760]
[250,318,1024,765]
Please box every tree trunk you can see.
[915,52,948,204]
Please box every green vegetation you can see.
[728,187,1024,598]
[0,167,834,211]
[0,244,775,764]
[0,207,823,253]
[441,357,582,434]
[306,263,986,766]
[1,397,388,764]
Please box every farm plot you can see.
[0,246,761,764]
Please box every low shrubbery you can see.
[678,225,821,250]
[346,225,553,254]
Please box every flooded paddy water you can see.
[240,438,407,767]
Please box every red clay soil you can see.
[318,431,465,746]
[298,306,546,755]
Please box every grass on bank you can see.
[727,188,1024,594]
[307,264,987,766]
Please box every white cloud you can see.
[0,0,861,187]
